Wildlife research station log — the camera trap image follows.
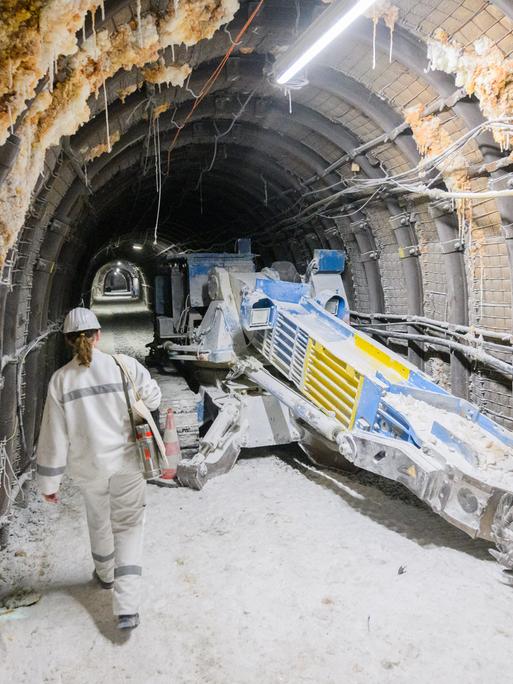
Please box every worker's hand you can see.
[43,492,59,504]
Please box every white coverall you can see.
[36,349,162,616]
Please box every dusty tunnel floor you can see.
[2,305,513,683]
[92,299,154,361]
[2,455,513,683]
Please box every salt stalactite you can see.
[8,59,13,90]
[91,8,97,59]
[100,0,105,21]
[366,2,399,68]
[383,5,398,63]
[103,77,111,153]
[171,44,175,61]
[82,22,86,43]
[136,0,143,49]
[174,0,179,12]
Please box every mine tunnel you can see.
[2,0,513,679]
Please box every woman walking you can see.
[36,307,162,630]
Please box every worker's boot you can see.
[92,570,114,590]
[117,613,140,630]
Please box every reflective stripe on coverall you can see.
[36,349,162,615]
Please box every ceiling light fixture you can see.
[275,0,377,85]
[133,244,143,251]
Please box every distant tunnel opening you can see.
[91,259,146,303]
[103,268,132,296]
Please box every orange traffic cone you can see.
[161,408,181,480]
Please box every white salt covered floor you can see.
[1,452,513,684]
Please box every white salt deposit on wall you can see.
[427,31,513,150]
[0,0,240,268]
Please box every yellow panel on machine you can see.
[303,340,364,428]
[354,334,410,380]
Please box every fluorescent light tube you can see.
[276,0,377,85]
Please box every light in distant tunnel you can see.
[275,0,377,85]
[133,244,143,251]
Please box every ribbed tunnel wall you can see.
[2,0,513,531]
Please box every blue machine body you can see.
[163,245,513,548]
[239,257,513,470]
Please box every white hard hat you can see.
[63,307,101,334]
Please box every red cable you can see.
[166,0,265,174]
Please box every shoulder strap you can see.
[113,356,137,440]
[113,354,141,401]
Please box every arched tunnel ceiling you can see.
[2,1,513,413]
